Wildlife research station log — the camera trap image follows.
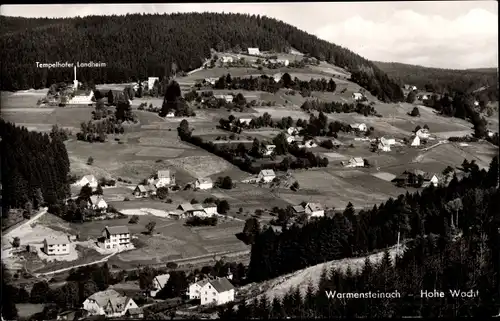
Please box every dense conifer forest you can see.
[0,120,71,214]
[218,158,499,317]
[0,13,403,102]
[374,61,499,100]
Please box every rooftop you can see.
[306,203,323,212]
[154,274,170,289]
[292,205,305,213]
[86,289,122,307]
[157,170,170,178]
[105,226,129,235]
[260,169,276,177]
[207,277,235,293]
[45,236,69,245]
[197,177,213,184]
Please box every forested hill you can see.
[0,13,404,102]
[373,61,499,101]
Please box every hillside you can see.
[373,61,499,100]
[0,13,403,102]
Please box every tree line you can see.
[246,157,499,285]
[301,99,381,117]
[1,120,70,215]
[1,13,403,102]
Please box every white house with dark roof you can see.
[150,274,170,297]
[44,237,70,256]
[305,203,324,217]
[350,123,367,132]
[156,170,172,187]
[83,289,138,317]
[101,226,131,249]
[352,93,364,101]
[422,173,439,187]
[416,128,430,139]
[258,169,276,183]
[75,175,98,188]
[88,195,108,210]
[187,279,209,300]
[203,203,218,216]
[133,184,156,197]
[199,277,235,306]
[178,203,205,217]
[410,135,421,147]
[239,118,253,126]
[195,177,213,190]
[287,127,300,135]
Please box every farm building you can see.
[101,226,131,249]
[422,173,439,187]
[214,94,234,103]
[44,237,70,256]
[168,210,185,219]
[199,277,235,306]
[239,118,253,125]
[220,56,234,63]
[416,128,430,139]
[126,308,144,319]
[378,141,391,152]
[350,123,367,132]
[150,274,170,297]
[287,127,301,135]
[166,111,175,118]
[380,137,396,146]
[203,203,218,216]
[68,90,94,105]
[149,169,174,187]
[352,93,364,101]
[178,203,205,216]
[247,47,260,55]
[262,144,276,156]
[83,289,138,318]
[88,195,108,210]
[133,184,157,197]
[410,135,421,146]
[195,177,213,190]
[305,203,324,217]
[204,78,218,86]
[292,205,305,215]
[342,157,364,168]
[148,77,159,90]
[258,169,276,183]
[75,175,98,188]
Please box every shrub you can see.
[129,215,139,224]
[124,197,130,201]
[12,237,21,248]
[87,156,94,165]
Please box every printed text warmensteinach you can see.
[36,61,107,69]
[326,290,401,299]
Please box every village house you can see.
[343,157,364,168]
[410,135,421,147]
[350,123,367,132]
[422,173,439,187]
[416,128,430,139]
[166,111,175,118]
[178,203,206,217]
[187,279,209,300]
[277,59,289,66]
[199,277,236,306]
[220,56,234,63]
[44,237,71,256]
[133,184,156,198]
[258,169,276,183]
[262,144,276,156]
[150,274,170,297]
[195,177,213,190]
[149,170,173,188]
[418,94,429,101]
[214,94,234,103]
[247,47,260,55]
[101,226,131,250]
[75,175,98,188]
[352,92,364,101]
[378,141,391,152]
[305,203,324,217]
[239,118,253,126]
[126,308,144,319]
[88,195,108,210]
[83,289,138,318]
[203,203,218,216]
[168,209,185,220]
[148,77,159,91]
[292,205,305,215]
[381,137,396,146]
[287,127,301,135]
[68,90,95,105]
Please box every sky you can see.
[1,2,498,69]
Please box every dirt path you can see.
[33,250,119,277]
[3,207,48,240]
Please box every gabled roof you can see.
[292,205,305,213]
[89,195,106,205]
[423,173,437,181]
[352,157,364,164]
[192,204,204,211]
[104,226,129,235]
[45,236,69,245]
[86,289,122,307]
[157,170,170,178]
[105,296,131,314]
[350,123,360,128]
[178,203,194,212]
[204,202,217,208]
[259,169,276,177]
[135,185,148,193]
[154,274,170,289]
[197,177,213,184]
[207,277,235,293]
[306,203,323,212]
[192,279,209,288]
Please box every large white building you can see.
[149,170,173,188]
[75,175,98,189]
[101,226,131,250]
[247,48,260,55]
[44,237,70,256]
[199,277,235,306]
[305,203,324,217]
[83,289,138,318]
[410,135,421,147]
[416,128,430,139]
[258,169,276,183]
